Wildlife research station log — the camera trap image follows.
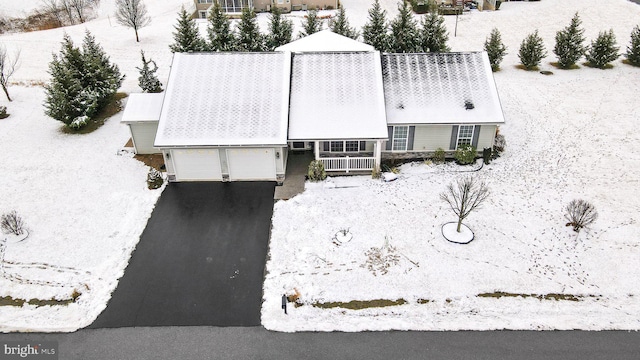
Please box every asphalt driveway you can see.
[89,182,275,328]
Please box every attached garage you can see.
[153,52,291,183]
[171,149,223,181]
[121,93,164,154]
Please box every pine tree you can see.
[236,7,265,52]
[420,12,450,53]
[136,50,162,93]
[206,1,236,52]
[624,25,640,66]
[329,5,359,40]
[484,28,507,72]
[388,0,420,53]
[169,7,206,53]
[44,32,123,130]
[266,7,293,50]
[362,0,389,52]
[518,30,546,70]
[586,29,620,69]
[299,10,322,38]
[553,12,586,69]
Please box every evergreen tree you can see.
[236,7,265,52]
[136,50,162,93]
[206,1,236,52]
[553,12,586,69]
[484,28,507,72]
[362,0,389,52]
[624,25,640,66]
[518,30,546,70]
[329,5,359,40]
[585,29,620,69]
[44,32,124,130]
[419,12,450,52]
[299,10,322,38]
[81,31,124,117]
[266,7,293,50]
[169,7,206,53]
[388,0,420,53]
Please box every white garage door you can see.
[172,149,222,181]
[227,148,276,181]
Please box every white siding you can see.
[129,122,159,154]
[413,125,452,151]
[477,125,497,149]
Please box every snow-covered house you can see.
[122,31,505,182]
[192,0,339,18]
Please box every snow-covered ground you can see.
[0,0,639,332]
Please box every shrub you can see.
[484,28,507,72]
[147,167,164,189]
[371,167,381,179]
[564,199,598,232]
[307,160,326,182]
[518,30,546,70]
[0,105,8,119]
[432,147,446,164]
[626,25,640,66]
[585,29,620,69]
[553,13,586,69]
[1,210,25,236]
[454,144,476,165]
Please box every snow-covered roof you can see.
[121,93,165,123]
[154,52,290,147]
[276,30,375,53]
[381,52,506,125]
[288,52,389,140]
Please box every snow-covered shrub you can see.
[586,29,620,69]
[564,199,598,232]
[553,13,586,69]
[1,210,25,236]
[432,148,446,164]
[0,105,8,119]
[518,30,547,70]
[484,28,507,72]
[371,166,381,179]
[626,25,640,66]
[147,167,164,189]
[69,116,89,130]
[454,144,476,165]
[307,160,326,182]
[363,237,400,276]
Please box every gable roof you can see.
[121,93,165,123]
[288,52,388,140]
[381,52,505,125]
[276,30,375,52]
[154,52,291,147]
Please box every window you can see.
[329,141,360,152]
[198,0,213,3]
[199,11,207,18]
[218,0,250,12]
[457,125,474,148]
[392,126,408,151]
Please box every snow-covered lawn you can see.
[0,0,639,332]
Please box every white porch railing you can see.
[320,156,376,173]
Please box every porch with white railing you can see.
[320,156,376,172]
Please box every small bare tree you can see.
[0,44,20,102]
[115,0,151,42]
[1,211,25,236]
[441,176,490,233]
[564,199,598,232]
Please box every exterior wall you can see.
[477,125,497,150]
[291,0,338,10]
[412,125,452,151]
[193,0,213,18]
[129,122,159,154]
[254,0,273,11]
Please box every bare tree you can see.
[0,44,20,102]
[115,0,151,42]
[440,176,490,233]
[565,199,598,232]
[69,0,89,23]
[41,0,65,27]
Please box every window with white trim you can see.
[457,125,474,148]
[392,126,408,151]
[199,11,207,18]
[329,141,360,152]
[198,0,213,3]
[217,0,250,12]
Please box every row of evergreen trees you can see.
[169,0,451,54]
[515,13,640,70]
